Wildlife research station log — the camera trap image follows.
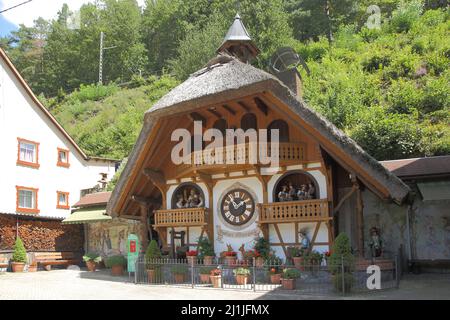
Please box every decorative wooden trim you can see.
[16,138,40,169]
[57,148,70,168]
[16,186,40,214]
[56,191,70,210]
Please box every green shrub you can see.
[253,237,271,260]
[197,237,215,258]
[83,253,102,263]
[105,255,127,268]
[145,240,162,270]
[170,265,188,275]
[390,0,423,33]
[282,268,301,279]
[233,268,251,276]
[199,266,215,275]
[333,272,354,293]
[68,84,119,103]
[12,237,27,263]
[328,233,355,274]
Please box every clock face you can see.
[220,188,255,226]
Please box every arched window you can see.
[241,113,257,131]
[268,120,289,143]
[171,183,205,209]
[213,119,228,137]
[273,171,319,203]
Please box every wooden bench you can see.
[35,252,79,271]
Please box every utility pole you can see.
[98,32,117,85]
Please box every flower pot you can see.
[270,273,281,284]
[28,264,38,272]
[281,278,296,290]
[210,275,222,288]
[235,274,250,286]
[173,273,186,284]
[292,257,305,271]
[86,261,97,272]
[203,256,214,265]
[224,256,237,266]
[147,269,157,283]
[199,274,210,284]
[111,265,124,276]
[187,256,197,265]
[11,262,25,273]
[255,257,264,267]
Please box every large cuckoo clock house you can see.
[107,14,410,261]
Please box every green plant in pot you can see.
[105,255,127,276]
[171,265,189,284]
[83,253,102,272]
[304,251,323,273]
[328,233,355,293]
[281,268,301,290]
[233,267,251,285]
[287,246,305,270]
[254,237,270,265]
[198,237,215,265]
[199,266,215,284]
[11,237,27,273]
[145,240,162,283]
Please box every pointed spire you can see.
[217,13,260,63]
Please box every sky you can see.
[0,0,145,36]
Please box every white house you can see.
[0,48,116,221]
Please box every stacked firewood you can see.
[0,215,83,251]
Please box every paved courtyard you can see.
[0,270,449,300]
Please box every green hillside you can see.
[2,0,448,161]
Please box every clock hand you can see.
[237,201,245,209]
[230,199,238,209]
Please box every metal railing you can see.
[134,255,399,296]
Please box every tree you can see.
[12,237,27,263]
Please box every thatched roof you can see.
[107,56,410,214]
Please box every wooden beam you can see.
[254,97,268,116]
[188,112,206,126]
[333,185,357,215]
[273,223,288,257]
[131,195,160,208]
[222,104,236,115]
[120,215,141,221]
[207,108,222,119]
[309,221,322,253]
[355,182,365,257]
[237,101,251,113]
[143,169,165,186]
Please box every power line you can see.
[0,0,33,14]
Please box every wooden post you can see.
[355,182,365,257]
[139,204,149,251]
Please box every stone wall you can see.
[0,214,84,252]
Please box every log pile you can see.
[0,215,83,252]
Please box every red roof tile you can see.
[74,192,111,207]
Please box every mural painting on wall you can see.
[172,184,205,209]
[88,219,140,256]
[276,172,317,202]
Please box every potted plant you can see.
[328,233,355,293]
[171,265,188,283]
[199,266,214,284]
[198,237,215,265]
[304,251,323,274]
[145,240,162,283]
[83,253,102,272]
[210,268,222,288]
[11,237,27,273]
[105,255,127,276]
[268,267,282,284]
[221,244,237,265]
[186,250,198,265]
[281,268,301,290]
[253,237,270,266]
[28,261,38,272]
[233,267,251,285]
[287,246,305,271]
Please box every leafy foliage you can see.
[197,237,215,258]
[83,253,102,263]
[105,255,127,268]
[12,237,27,263]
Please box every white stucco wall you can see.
[0,57,115,219]
[164,169,330,259]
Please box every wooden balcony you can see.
[258,199,331,224]
[176,142,305,177]
[153,207,209,228]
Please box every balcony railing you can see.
[154,207,208,228]
[258,199,331,224]
[176,142,305,176]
